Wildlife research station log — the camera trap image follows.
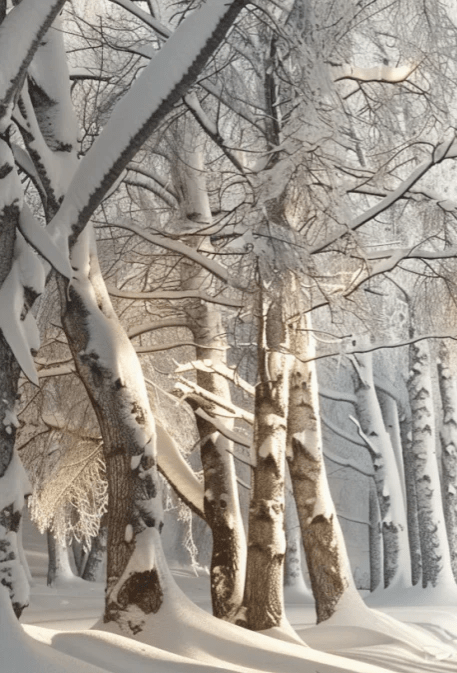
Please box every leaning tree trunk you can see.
[287,318,367,623]
[408,339,454,588]
[238,284,291,631]
[0,138,35,618]
[58,228,165,631]
[174,140,246,620]
[353,350,410,589]
[437,341,457,582]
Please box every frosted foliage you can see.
[29,439,107,551]
[164,481,199,572]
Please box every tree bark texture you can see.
[175,141,246,620]
[398,400,421,586]
[437,341,457,582]
[82,515,108,582]
[47,531,75,586]
[353,351,410,589]
[59,229,164,630]
[239,287,290,631]
[287,320,364,623]
[408,339,453,587]
[0,138,31,618]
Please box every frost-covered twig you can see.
[175,359,255,396]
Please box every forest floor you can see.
[4,513,457,673]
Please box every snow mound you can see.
[0,586,108,673]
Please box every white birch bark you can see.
[287,317,367,623]
[408,339,454,587]
[437,341,457,581]
[174,139,246,620]
[353,350,411,589]
[238,283,292,631]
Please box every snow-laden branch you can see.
[195,408,251,452]
[304,332,457,365]
[321,413,368,449]
[318,386,357,404]
[333,62,417,84]
[0,0,66,126]
[174,378,254,425]
[97,222,231,283]
[175,359,255,396]
[108,0,171,38]
[107,283,244,308]
[124,178,178,208]
[366,243,457,277]
[127,318,189,339]
[126,164,178,200]
[311,134,457,254]
[349,415,381,459]
[155,423,205,520]
[47,0,247,253]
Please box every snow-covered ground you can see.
[5,512,457,673]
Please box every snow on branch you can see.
[124,177,178,208]
[312,132,457,254]
[19,205,72,279]
[47,0,247,252]
[127,318,189,339]
[155,423,205,520]
[175,359,255,396]
[0,0,66,127]
[321,413,369,449]
[174,378,254,425]
[107,283,243,308]
[195,408,251,451]
[98,222,231,283]
[333,62,417,84]
[349,415,381,460]
[108,0,171,38]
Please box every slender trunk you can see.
[82,516,108,582]
[437,341,457,582]
[72,539,86,576]
[284,482,310,598]
[239,287,291,631]
[408,339,453,587]
[399,400,421,585]
[353,351,410,589]
[175,141,245,620]
[368,478,383,591]
[47,531,75,586]
[59,228,164,631]
[287,319,366,623]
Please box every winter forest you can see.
[5,1,457,672]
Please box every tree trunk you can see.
[353,351,410,589]
[82,516,107,582]
[368,478,383,591]
[437,341,457,582]
[58,228,165,632]
[174,140,246,620]
[399,399,421,586]
[239,287,291,631]
[47,531,75,587]
[408,339,453,587]
[284,481,310,599]
[0,137,31,619]
[287,319,366,623]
